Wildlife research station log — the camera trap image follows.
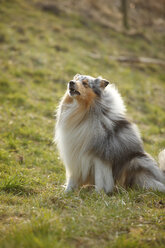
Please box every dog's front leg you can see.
[94,159,114,194]
[65,174,79,192]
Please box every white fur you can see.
[95,158,114,193]
[55,99,94,191]
[158,149,165,171]
[55,84,124,192]
[104,84,126,116]
[55,76,165,193]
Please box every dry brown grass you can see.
[35,0,165,32]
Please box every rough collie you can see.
[55,74,165,193]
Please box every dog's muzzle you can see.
[68,81,80,96]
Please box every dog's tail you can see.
[158,149,165,172]
[132,150,165,192]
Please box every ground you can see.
[0,0,165,247]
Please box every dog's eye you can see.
[82,81,88,88]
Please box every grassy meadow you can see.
[0,0,165,247]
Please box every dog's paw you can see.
[64,186,74,193]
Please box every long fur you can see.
[55,74,165,193]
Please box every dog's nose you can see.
[69,81,75,88]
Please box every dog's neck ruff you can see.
[60,84,126,125]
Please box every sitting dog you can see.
[55,74,165,193]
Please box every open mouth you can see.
[69,88,80,96]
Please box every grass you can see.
[0,0,165,247]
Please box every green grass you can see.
[0,0,165,247]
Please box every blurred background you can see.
[41,0,165,32]
[0,0,164,150]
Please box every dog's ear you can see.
[95,77,109,89]
[74,74,80,80]
[100,79,109,89]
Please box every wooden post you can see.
[121,0,129,29]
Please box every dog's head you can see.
[67,74,109,106]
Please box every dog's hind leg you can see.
[128,155,165,192]
[94,158,114,194]
[134,174,165,192]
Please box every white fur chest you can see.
[55,102,94,182]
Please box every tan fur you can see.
[100,80,106,88]
[55,74,165,193]
[82,79,89,85]
[117,169,127,187]
[74,168,95,187]
[63,93,73,105]
[76,81,97,108]
[62,81,97,128]
[64,103,87,129]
